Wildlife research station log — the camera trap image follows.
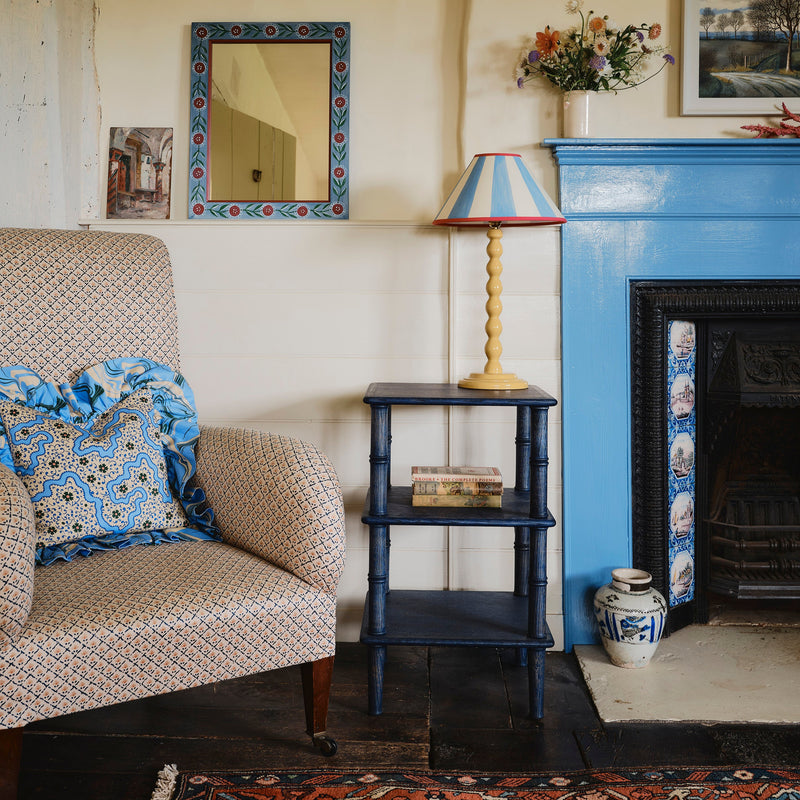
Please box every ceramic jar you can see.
[593,568,667,668]
[562,90,592,137]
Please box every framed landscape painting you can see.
[681,0,800,115]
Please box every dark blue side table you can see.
[360,382,558,718]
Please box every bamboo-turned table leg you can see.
[367,402,391,715]
[513,406,532,667]
[527,405,550,718]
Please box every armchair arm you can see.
[0,465,36,648]
[192,425,346,595]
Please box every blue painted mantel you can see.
[543,138,800,650]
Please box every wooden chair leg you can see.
[300,655,337,756]
[0,726,22,800]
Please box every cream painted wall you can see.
[4,0,783,644]
[1,0,98,225]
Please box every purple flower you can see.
[589,54,607,70]
[635,30,644,41]
[528,50,541,63]
[664,53,675,64]
[517,77,525,88]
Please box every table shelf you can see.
[359,590,554,648]
[362,487,556,527]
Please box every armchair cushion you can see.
[0,359,219,564]
[0,540,337,728]
[0,389,189,549]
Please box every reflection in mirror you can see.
[209,42,330,202]
[189,22,350,220]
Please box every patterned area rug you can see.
[152,766,800,800]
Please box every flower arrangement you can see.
[515,0,674,93]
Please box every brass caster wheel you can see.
[312,733,338,757]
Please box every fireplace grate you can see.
[707,479,800,599]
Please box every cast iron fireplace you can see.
[630,280,800,634]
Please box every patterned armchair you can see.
[0,228,346,797]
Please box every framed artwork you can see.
[188,22,350,220]
[107,128,172,219]
[681,0,800,115]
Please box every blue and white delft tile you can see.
[667,320,696,606]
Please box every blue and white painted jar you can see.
[593,568,667,668]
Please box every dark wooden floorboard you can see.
[17,643,800,800]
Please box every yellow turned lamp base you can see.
[457,225,529,391]
[459,372,528,390]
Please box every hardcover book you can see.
[411,493,502,508]
[412,480,503,496]
[411,466,502,483]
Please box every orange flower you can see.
[649,23,662,39]
[588,16,606,33]
[535,26,560,56]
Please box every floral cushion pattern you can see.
[0,389,188,548]
[0,359,218,564]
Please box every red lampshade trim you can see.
[433,215,567,226]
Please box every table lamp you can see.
[433,153,566,390]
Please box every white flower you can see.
[565,0,583,13]
[593,36,610,55]
[629,66,646,83]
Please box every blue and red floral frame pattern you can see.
[189,22,350,220]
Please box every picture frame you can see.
[681,0,800,115]
[107,127,172,219]
[189,22,350,220]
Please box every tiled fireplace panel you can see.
[545,138,800,649]
[667,320,696,607]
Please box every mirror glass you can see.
[189,22,350,220]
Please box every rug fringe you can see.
[150,763,179,800]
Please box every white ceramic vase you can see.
[562,90,592,138]
[593,568,667,668]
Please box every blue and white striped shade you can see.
[433,153,566,227]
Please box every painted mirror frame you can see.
[189,22,350,220]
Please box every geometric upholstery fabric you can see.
[0,540,337,728]
[0,466,35,648]
[194,425,346,596]
[0,228,180,383]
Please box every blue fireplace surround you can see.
[543,138,800,650]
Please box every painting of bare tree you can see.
[682,0,800,114]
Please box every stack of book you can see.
[411,466,503,507]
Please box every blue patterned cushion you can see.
[0,359,219,564]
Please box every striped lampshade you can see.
[433,153,566,227]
